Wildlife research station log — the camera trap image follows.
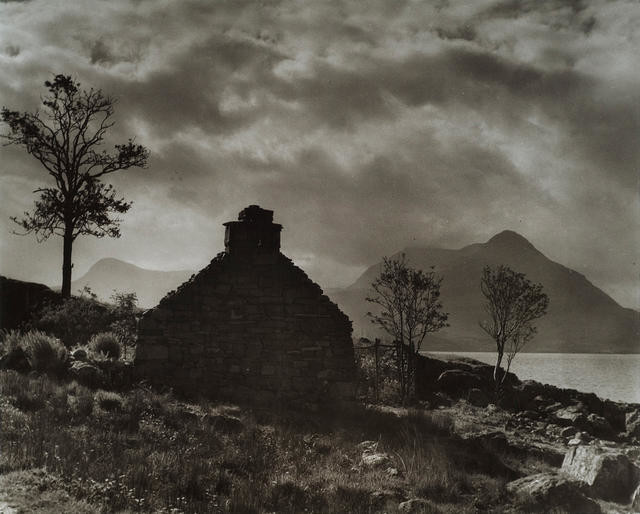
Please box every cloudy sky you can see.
[0,0,638,308]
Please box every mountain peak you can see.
[486,230,537,251]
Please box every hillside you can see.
[330,230,640,353]
[68,258,194,308]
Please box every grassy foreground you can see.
[0,370,546,513]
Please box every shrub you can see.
[29,288,113,347]
[109,291,139,362]
[21,331,69,375]
[89,332,121,360]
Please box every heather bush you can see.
[88,332,121,360]
[21,330,69,375]
[26,287,140,353]
[29,288,112,347]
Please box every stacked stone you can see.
[135,235,355,407]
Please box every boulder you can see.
[560,426,579,439]
[359,440,393,469]
[362,452,392,468]
[585,413,615,440]
[553,404,587,427]
[561,445,640,502]
[205,414,244,434]
[506,472,601,513]
[567,431,592,446]
[626,410,640,439]
[436,369,483,395]
[69,361,103,388]
[467,387,489,407]
[70,348,88,361]
[0,347,30,373]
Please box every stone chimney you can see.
[223,205,282,256]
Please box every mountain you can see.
[329,230,640,353]
[68,258,194,308]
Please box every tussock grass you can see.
[20,330,69,375]
[0,370,522,513]
[88,332,121,360]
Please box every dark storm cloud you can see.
[4,45,19,56]
[105,34,286,138]
[0,0,638,306]
[89,40,114,65]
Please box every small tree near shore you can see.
[480,265,549,388]
[366,254,449,402]
[1,74,149,298]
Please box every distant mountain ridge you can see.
[330,230,640,353]
[67,258,194,308]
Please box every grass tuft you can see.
[88,332,121,360]
[20,330,69,375]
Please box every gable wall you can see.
[135,252,355,406]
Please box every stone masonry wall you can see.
[135,251,355,406]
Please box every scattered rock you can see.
[626,410,640,439]
[528,395,551,410]
[436,369,482,395]
[431,393,452,407]
[398,498,438,513]
[70,348,88,361]
[472,431,509,451]
[586,413,615,440]
[518,410,542,421]
[386,467,400,477]
[506,472,601,513]
[553,404,587,427]
[370,489,406,511]
[205,414,244,433]
[467,388,489,407]
[361,451,391,469]
[632,483,640,512]
[69,361,103,388]
[544,402,564,413]
[359,440,393,469]
[561,426,579,439]
[561,445,640,502]
[567,431,593,447]
[358,440,378,451]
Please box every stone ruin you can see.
[135,205,355,406]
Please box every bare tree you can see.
[366,254,449,402]
[1,74,149,297]
[480,265,549,388]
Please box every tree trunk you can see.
[493,349,504,384]
[61,229,73,298]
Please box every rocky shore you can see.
[416,354,640,513]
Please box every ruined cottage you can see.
[135,205,355,406]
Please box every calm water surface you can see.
[427,352,640,404]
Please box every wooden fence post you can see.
[374,338,380,403]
